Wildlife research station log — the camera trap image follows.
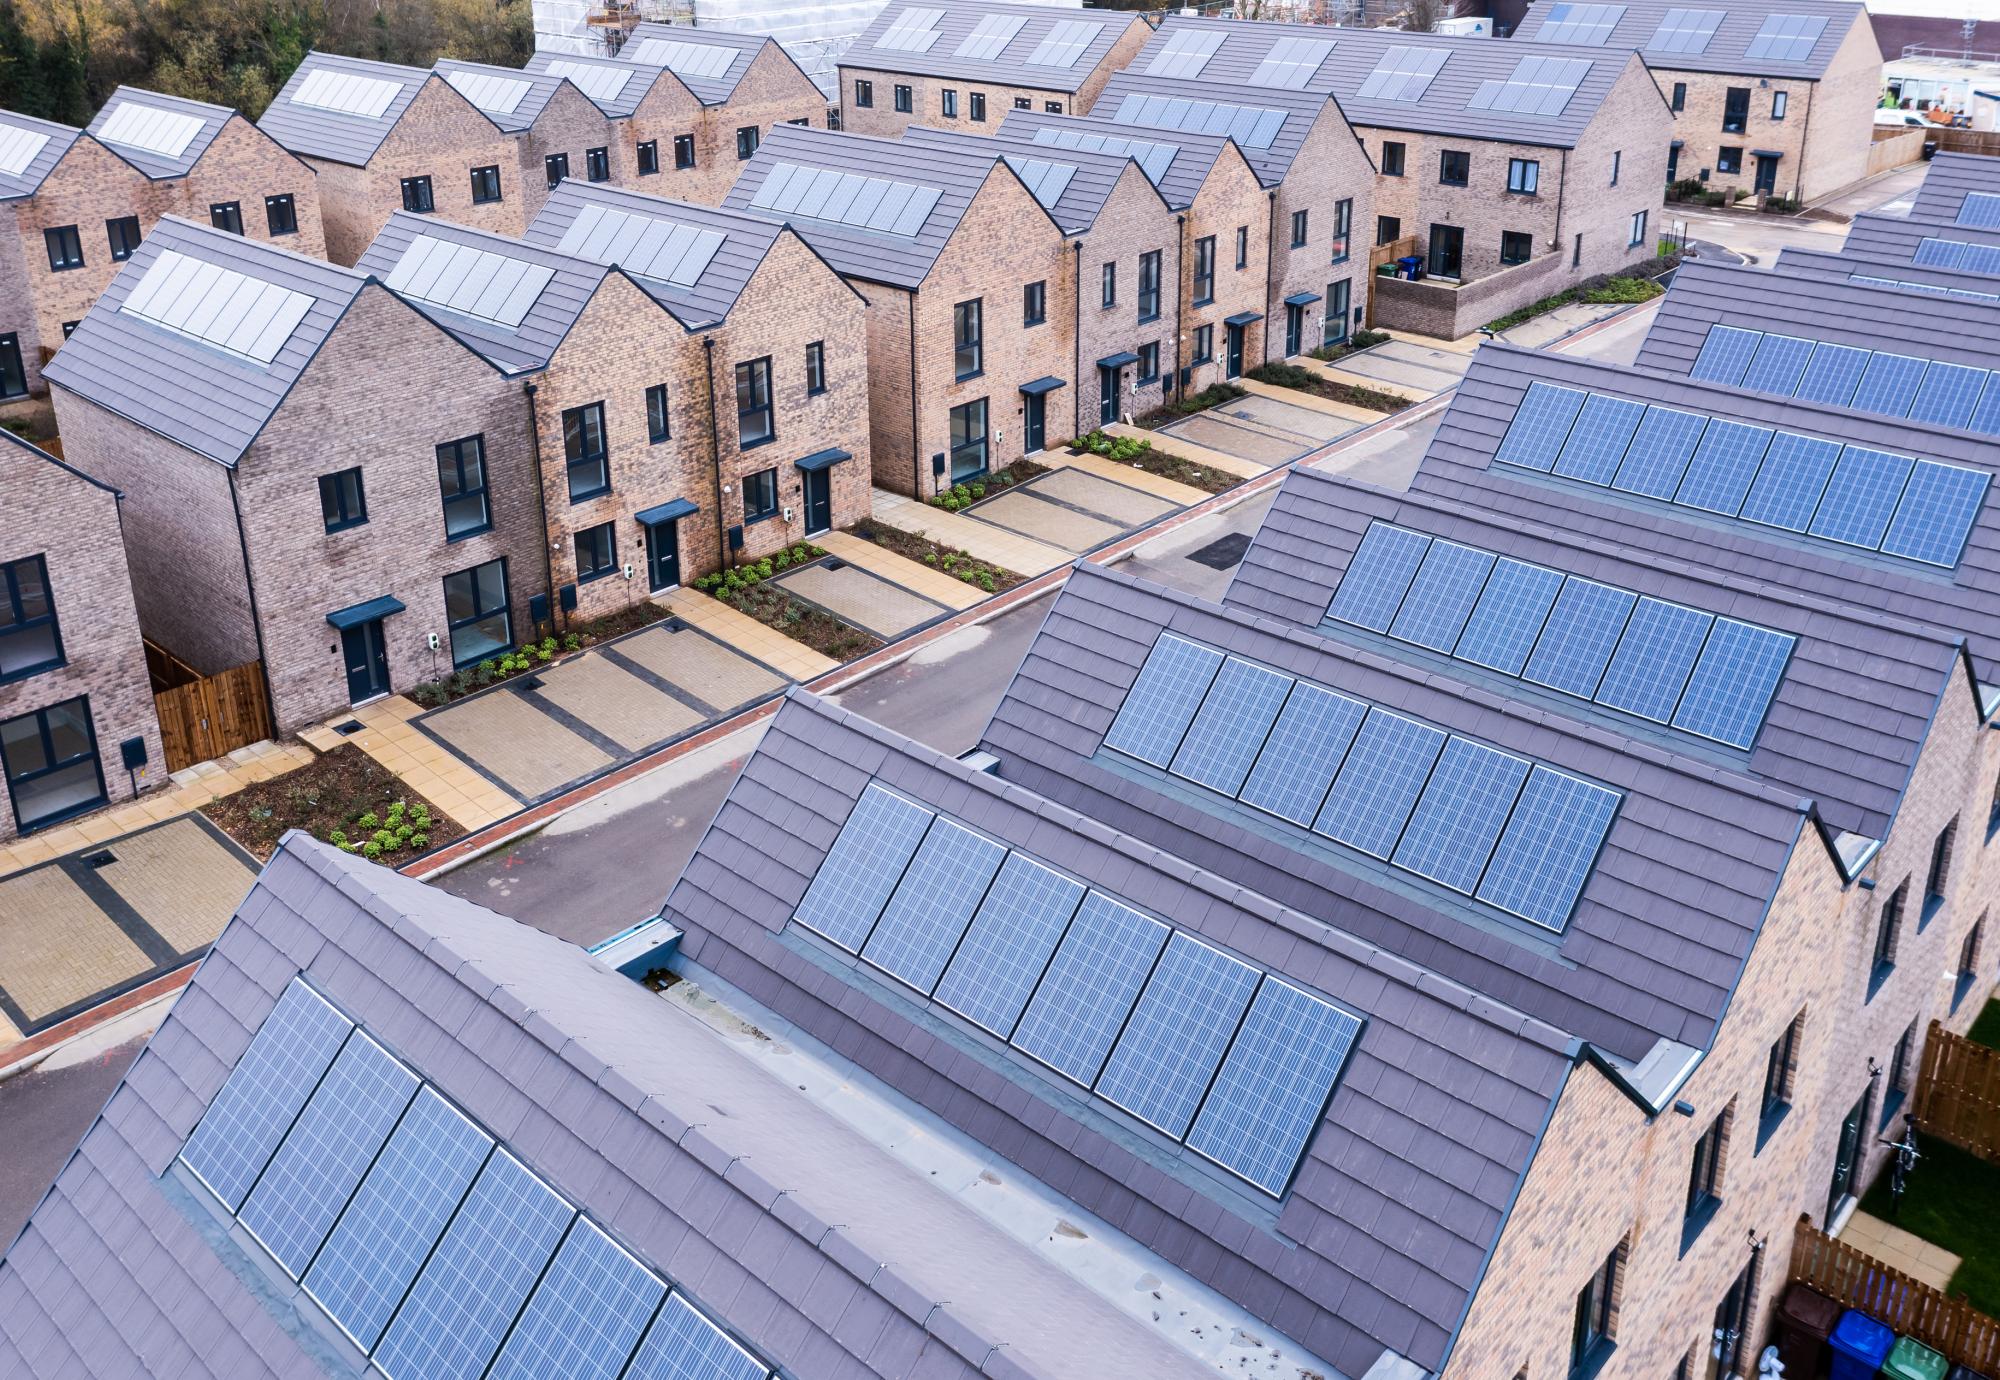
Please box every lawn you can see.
[1968,999,2000,1050]
[1859,1133,2000,1315]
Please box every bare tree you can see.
[1398,0,1466,32]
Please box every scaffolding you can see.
[533,0,889,94]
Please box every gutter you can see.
[521,381,556,629]
[702,335,726,569]
[1554,147,1569,262]
[1173,212,1187,399]
[1799,80,1816,203]
[225,469,278,727]
[907,289,922,497]
[1072,239,1084,438]
[1263,188,1278,364]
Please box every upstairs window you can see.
[895,85,913,114]
[1870,879,1907,998]
[1193,235,1216,304]
[469,165,501,203]
[646,384,670,443]
[805,341,826,395]
[1044,100,1063,114]
[1100,262,1117,310]
[1923,818,1957,922]
[1137,250,1161,321]
[1440,150,1470,186]
[318,467,367,533]
[674,135,695,170]
[1773,90,1788,119]
[401,175,434,213]
[1683,1108,1728,1241]
[585,146,610,183]
[1758,1010,1803,1149]
[545,153,570,188]
[954,298,983,379]
[436,435,491,540]
[1671,80,1687,111]
[941,89,958,119]
[1023,280,1047,326]
[105,216,142,262]
[44,225,83,271]
[970,92,987,123]
[735,356,774,448]
[0,335,22,399]
[1014,97,1031,111]
[1381,140,1405,176]
[636,141,659,176]
[210,202,244,235]
[854,79,874,108]
[1723,86,1750,134]
[0,555,62,681]
[264,194,297,236]
[1610,150,1621,186]
[562,401,609,501]
[1331,198,1352,262]
[1290,208,1309,248]
[735,126,759,160]
[1234,225,1248,269]
[1507,158,1540,194]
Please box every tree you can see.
[1398,0,1466,32]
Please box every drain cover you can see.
[1188,532,1252,571]
[518,675,545,692]
[82,850,116,869]
[332,719,364,736]
[820,556,846,571]
[664,618,684,633]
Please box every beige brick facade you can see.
[1069,164,1180,438]
[1178,147,1273,396]
[1268,106,1378,361]
[612,50,830,210]
[511,83,618,229]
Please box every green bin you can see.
[1882,1336,1950,1380]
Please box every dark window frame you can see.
[1100,261,1117,310]
[1955,915,1986,1010]
[1882,1018,1918,1128]
[742,466,779,523]
[444,558,513,667]
[1138,249,1162,322]
[854,79,874,109]
[948,398,989,479]
[265,195,298,236]
[636,141,659,176]
[1290,208,1309,248]
[0,695,105,834]
[895,85,914,114]
[469,165,502,203]
[0,335,23,400]
[105,216,142,262]
[401,175,435,213]
[436,435,491,541]
[1569,1244,1621,1378]
[1193,235,1216,305]
[970,91,987,123]
[805,341,826,396]
[1136,341,1160,385]
[1629,210,1648,247]
[318,467,368,534]
[545,152,570,189]
[673,135,696,170]
[1717,146,1743,175]
[941,89,958,119]
[1439,150,1470,186]
[1381,140,1405,176]
[1500,230,1534,266]
[0,554,64,683]
[1044,100,1063,114]
[1869,879,1907,999]
[646,383,671,444]
[1331,197,1352,263]
[562,401,611,501]
[1682,1109,1727,1250]
[1922,817,1957,925]
[1506,157,1539,195]
[1013,97,1031,111]
[1023,280,1047,327]
[1234,225,1249,270]
[1757,1011,1802,1150]
[1377,215,1401,246]
[954,298,983,380]
[44,224,83,272]
[1671,80,1687,111]
[735,125,759,160]
[1191,324,1214,365]
[585,146,611,183]
[209,201,244,235]
[574,524,617,584]
[1722,86,1750,134]
[735,356,775,449]
[1772,90,1788,120]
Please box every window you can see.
[1290,208,1309,248]
[264,194,297,236]
[1381,140,1405,176]
[1234,226,1248,270]
[318,468,367,533]
[646,384,670,443]
[1610,150,1621,186]
[1138,250,1161,321]
[1193,235,1216,305]
[1324,278,1350,347]
[1023,280,1047,326]
[954,298,983,378]
[0,556,62,680]
[855,79,874,108]
[674,135,695,170]
[60,320,76,340]
[805,341,826,395]
[742,466,778,522]
[209,202,244,235]
[1758,1011,1802,1148]
[1439,150,1470,186]
[1137,341,1159,385]
[1377,215,1401,245]
[563,401,610,500]
[574,524,617,583]
[736,357,774,448]
[106,216,142,262]
[1628,210,1647,247]
[1671,81,1686,111]
[444,560,512,667]
[949,399,988,478]
[0,335,22,399]
[470,165,502,203]
[1684,1109,1727,1240]
[941,89,958,119]
[1572,232,1583,267]
[1100,262,1117,310]
[1570,1244,1620,1376]
[735,126,759,160]
[1723,86,1749,134]
[1014,97,1031,111]
[1501,231,1534,266]
[1772,90,1788,120]
[1717,147,1742,175]
[401,175,434,213]
[1924,818,1956,922]
[1331,198,1352,262]
[585,146,610,183]
[1192,324,1214,364]
[435,435,490,540]
[545,153,569,188]
[1506,158,1539,194]
[44,225,83,271]
[1957,916,1987,1010]
[828,107,840,131]
[895,85,913,114]
[1883,1019,1918,1127]
[1870,879,1907,997]
[1045,101,1063,114]
[970,92,986,123]
[1,697,104,832]
[636,141,659,176]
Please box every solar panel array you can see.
[748,161,943,236]
[96,101,205,158]
[0,124,50,178]
[1493,379,1991,569]
[1146,28,1226,79]
[1743,12,1829,61]
[1102,634,1622,930]
[290,68,405,119]
[443,68,533,115]
[955,13,1026,60]
[1324,521,1796,749]
[873,7,944,53]
[1849,272,2000,304]
[1538,3,1626,44]
[1027,19,1105,69]
[1354,46,1451,102]
[1250,36,1336,89]
[384,235,558,328]
[178,977,772,1380]
[624,38,737,80]
[1915,237,2000,277]
[545,59,635,103]
[1030,125,1178,182]
[792,781,1366,1196]
[1648,7,1724,54]
[1002,155,1078,209]
[1690,322,2000,437]
[555,203,727,287]
[1111,93,1287,149]
[1468,56,1594,116]
[121,247,317,365]
[1958,193,2000,229]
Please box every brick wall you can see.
[1799,18,1888,202]
[1072,165,1180,436]
[857,281,920,496]
[840,71,1081,140]
[1566,57,1674,278]
[1268,105,1377,360]
[1180,147,1272,394]
[173,117,327,261]
[516,84,618,228]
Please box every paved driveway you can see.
[773,559,953,639]
[1332,338,1474,396]
[962,467,1182,554]
[1157,391,1353,468]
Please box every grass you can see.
[203,744,463,863]
[1483,272,1665,334]
[1245,361,1406,414]
[849,519,1025,593]
[1968,999,2000,1051]
[1859,1133,2000,1316]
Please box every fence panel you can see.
[1789,1215,2000,1371]
[1914,1020,2000,1161]
[152,661,272,772]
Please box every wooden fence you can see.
[1867,128,1928,177]
[1929,128,2000,158]
[1365,234,1417,327]
[1914,1019,2000,1160]
[1788,1214,2000,1370]
[152,659,272,773]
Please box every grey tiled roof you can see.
[615,24,794,105]
[1140,15,1638,149]
[1227,464,1960,842]
[1910,150,2000,222]
[1844,208,2000,267]
[979,561,1808,1063]
[1092,69,1340,185]
[84,86,234,180]
[0,110,82,200]
[839,0,1142,94]
[1513,0,1869,80]
[900,125,1168,235]
[41,217,367,467]
[257,51,435,167]
[523,49,671,119]
[525,181,787,330]
[663,691,1577,1380]
[997,107,1232,212]
[1772,243,2000,301]
[1407,343,2000,688]
[432,58,572,135]
[355,211,611,374]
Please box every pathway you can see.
[872,491,1072,575]
[1841,1209,1960,1291]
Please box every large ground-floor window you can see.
[1,696,105,831]
[949,399,989,482]
[444,559,511,668]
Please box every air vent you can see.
[82,850,117,869]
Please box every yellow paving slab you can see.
[659,590,838,682]
[1299,358,1426,402]
[616,626,787,711]
[1237,376,1393,424]
[1103,423,1269,479]
[817,531,985,610]
[971,490,1125,552]
[0,867,149,1025]
[1039,451,1212,506]
[424,692,613,801]
[533,653,703,753]
[95,818,257,954]
[1027,466,1179,526]
[872,491,1073,575]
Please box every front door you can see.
[802,467,832,536]
[1098,366,1122,426]
[1428,224,1464,279]
[341,620,389,704]
[646,519,681,592]
[1225,324,1245,380]
[1023,391,1046,455]
[1285,303,1304,357]
[1826,1091,1869,1224]
[1706,1260,1754,1379]
[1754,154,1779,195]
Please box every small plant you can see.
[329,828,348,847]
[362,840,383,859]
[410,833,428,849]
[563,632,581,651]
[357,810,379,830]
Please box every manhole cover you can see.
[821,556,845,571]
[82,850,117,869]
[663,618,684,633]
[333,719,364,736]
[1188,532,1252,571]
[518,675,545,692]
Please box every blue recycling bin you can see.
[1827,1309,1893,1380]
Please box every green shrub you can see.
[410,833,428,850]
[968,483,985,498]
[357,811,379,830]
[564,632,581,651]
[362,841,382,859]
[329,828,348,846]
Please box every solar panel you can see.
[1793,341,1871,406]
[1146,28,1226,80]
[1879,461,1990,567]
[1744,13,1828,62]
[1914,236,2000,276]
[1593,598,1712,724]
[1030,126,1178,183]
[933,854,1085,1038]
[624,39,737,79]
[1648,6,1724,54]
[1523,577,1635,698]
[1737,430,1842,532]
[1475,766,1620,929]
[486,1220,664,1380]
[1551,392,1646,484]
[180,981,352,1210]
[1251,36,1336,89]
[1239,681,1368,826]
[1312,709,1446,859]
[1102,632,1224,766]
[1671,619,1794,748]
[1026,19,1104,69]
[1002,155,1078,209]
[873,7,944,53]
[1611,405,1708,500]
[545,59,634,103]
[0,123,49,177]
[1850,351,1929,416]
[1538,2,1626,43]
[1688,324,1758,385]
[443,68,533,115]
[303,1088,492,1351]
[121,247,316,365]
[1391,737,1530,894]
[1324,522,1431,631]
[374,1151,573,1380]
[1387,539,1495,653]
[292,67,406,118]
[1494,381,1587,471]
[556,204,726,288]
[860,817,1006,994]
[1739,334,1815,396]
[1185,977,1362,1196]
[1971,377,2000,437]
[237,1032,419,1278]
[1674,418,1772,516]
[625,1292,768,1380]
[1908,362,1988,430]
[1112,93,1287,150]
[1170,656,1294,796]
[96,100,206,157]
[1452,557,1565,675]
[793,783,933,951]
[955,13,1027,60]
[1354,46,1450,102]
[384,234,557,329]
[1959,192,2000,229]
[1807,445,1914,548]
[1468,56,1594,117]
[1850,271,2000,303]
[1010,892,1168,1087]
[1095,934,1259,1137]
[749,161,942,236]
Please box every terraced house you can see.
[837,0,1151,140]
[430,59,616,230]
[0,90,323,402]
[1513,0,1882,202]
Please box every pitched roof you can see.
[1513,0,1869,80]
[979,560,1809,1063]
[1227,464,1959,842]
[84,86,234,180]
[0,109,82,200]
[1772,243,2000,303]
[1910,149,2000,223]
[42,217,367,466]
[523,49,675,119]
[432,58,576,134]
[901,125,1168,235]
[256,51,435,167]
[997,107,1232,212]
[839,0,1142,94]
[1844,208,2000,276]
[665,690,1577,1380]
[615,24,792,105]
[1091,68,1342,184]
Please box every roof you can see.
[1910,149,2000,223]
[997,107,1233,213]
[900,125,1169,235]
[84,86,233,180]
[1139,14,1638,149]
[1771,243,2000,303]
[978,560,1810,1064]
[432,58,574,135]
[256,51,435,167]
[664,690,1578,1380]
[0,425,119,497]
[523,49,673,119]
[0,109,82,200]
[1407,343,2000,687]
[615,24,797,105]
[1512,0,1868,80]
[838,0,1141,94]
[1091,68,1341,184]
[41,216,367,467]
[355,212,611,374]
[1227,464,1960,842]
[1844,208,2000,276]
